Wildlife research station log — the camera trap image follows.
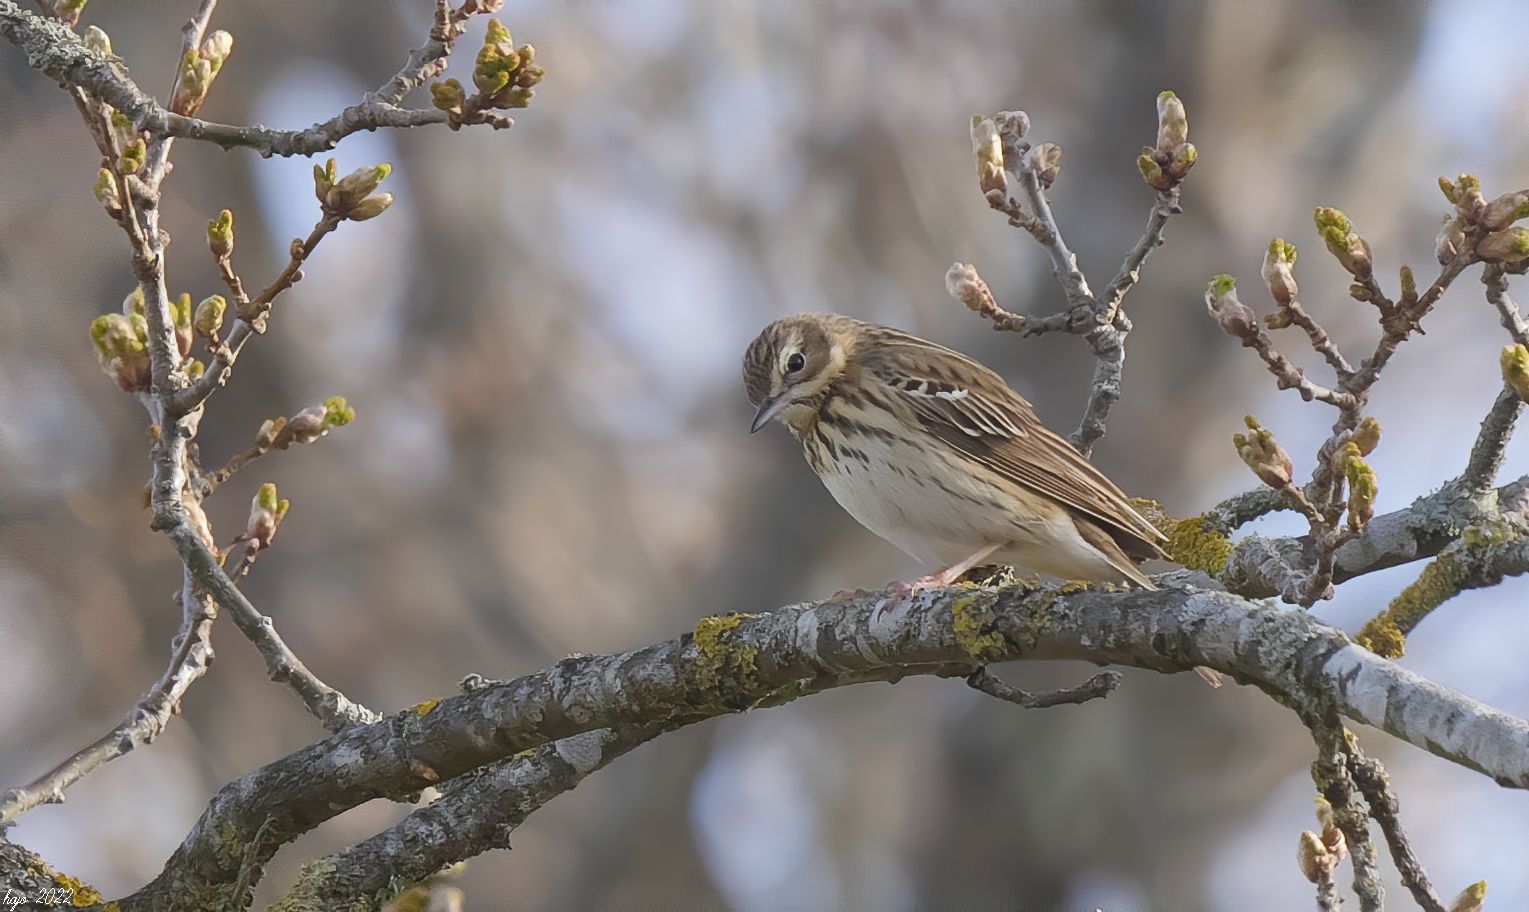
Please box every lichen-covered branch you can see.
[1354,523,1529,659]
[112,575,1529,911]
[267,725,661,912]
[0,0,519,158]
[1309,718,1384,912]
[1460,386,1523,491]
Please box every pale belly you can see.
[812,433,1125,580]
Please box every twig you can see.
[1314,863,1339,912]
[1345,252,1476,393]
[1485,265,1529,346]
[1347,745,1448,912]
[1459,386,1523,491]
[0,0,503,159]
[959,106,1188,458]
[1099,188,1181,322]
[0,587,216,827]
[966,667,1121,708]
[1309,716,1383,912]
[1014,162,1095,311]
[169,524,379,731]
[142,0,218,183]
[172,214,341,416]
[1203,487,1289,534]
[1274,295,1354,377]
[222,540,263,580]
[1225,316,1357,409]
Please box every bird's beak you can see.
[750,396,786,434]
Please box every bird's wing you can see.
[862,330,1167,556]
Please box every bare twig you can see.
[1272,295,1354,377]
[1345,252,1476,393]
[958,104,1188,457]
[1459,386,1523,491]
[1309,717,1383,912]
[1313,862,1339,912]
[169,523,379,731]
[0,587,216,827]
[172,214,341,416]
[142,0,217,183]
[1099,188,1181,321]
[1485,265,1529,346]
[966,667,1121,708]
[1347,745,1448,912]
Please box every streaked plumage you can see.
[742,313,1168,588]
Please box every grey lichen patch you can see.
[691,613,762,708]
[265,860,340,912]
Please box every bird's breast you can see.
[804,413,1045,565]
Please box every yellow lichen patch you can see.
[692,613,761,700]
[1058,580,1091,594]
[55,871,103,907]
[412,698,440,716]
[22,859,106,908]
[1355,615,1407,659]
[1357,523,1521,659]
[951,594,1006,661]
[1165,514,1235,575]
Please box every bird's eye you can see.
[786,352,806,374]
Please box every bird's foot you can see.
[883,572,954,596]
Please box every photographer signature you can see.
[3,888,79,909]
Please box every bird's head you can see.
[742,314,854,435]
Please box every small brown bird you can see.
[745,314,1222,686]
[743,312,1171,585]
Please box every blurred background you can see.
[3,0,1529,908]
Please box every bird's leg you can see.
[887,544,1002,594]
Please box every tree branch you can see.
[1347,744,1448,912]
[0,0,503,159]
[1459,386,1523,492]
[117,575,1529,911]
[0,586,215,827]
[959,106,1189,457]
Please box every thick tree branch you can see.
[1196,474,1528,600]
[115,574,1529,911]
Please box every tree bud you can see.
[1028,142,1062,189]
[971,115,1007,202]
[1205,275,1258,338]
[1261,239,1299,305]
[1156,90,1188,155]
[207,208,235,258]
[1234,415,1294,490]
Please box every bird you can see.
[743,313,1221,686]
